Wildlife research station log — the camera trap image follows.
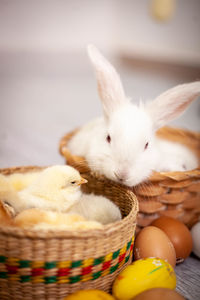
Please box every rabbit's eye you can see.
[144,142,149,150]
[106,135,111,143]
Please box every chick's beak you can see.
[78,177,88,185]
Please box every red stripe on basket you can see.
[57,268,70,276]
[32,268,44,276]
[118,253,126,263]
[102,261,111,270]
[6,265,18,274]
[81,266,92,275]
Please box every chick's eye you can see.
[106,135,111,143]
[71,181,76,184]
[144,142,149,150]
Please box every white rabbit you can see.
[68,45,200,187]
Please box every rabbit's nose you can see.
[114,171,128,183]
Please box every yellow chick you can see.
[18,165,87,212]
[69,193,122,225]
[14,208,103,230]
[7,172,40,191]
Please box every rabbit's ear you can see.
[87,44,129,119]
[147,82,200,130]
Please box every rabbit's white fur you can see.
[68,45,200,187]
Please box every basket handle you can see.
[59,130,90,173]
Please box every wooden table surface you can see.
[175,255,200,300]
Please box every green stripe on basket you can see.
[0,255,6,263]
[19,260,31,268]
[45,276,57,284]
[45,262,57,269]
[71,260,82,268]
[110,263,119,274]
[0,272,7,279]
[112,249,120,259]
[125,254,130,263]
[93,257,104,266]
[126,240,132,250]
[20,275,31,283]
[92,271,102,280]
[69,275,81,283]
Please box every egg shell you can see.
[151,216,193,261]
[133,288,185,300]
[112,258,176,300]
[191,222,200,258]
[134,226,176,267]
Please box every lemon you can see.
[112,258,176,300]
[63,289,116,300]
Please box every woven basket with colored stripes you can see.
[59,126,200,233]
[0,166,138,300]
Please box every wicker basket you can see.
[0,166,138,300]
[59,127,200,232]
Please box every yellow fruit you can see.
[112,258,176,300]
[63,289,116,300]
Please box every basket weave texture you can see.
[59,126,200,231]
[0,166,138,300]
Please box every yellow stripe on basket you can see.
[32,276,45,283]
[9,274,20,281]
[82,258,94,268]
[57,261,71,268]
[31,261,45,268]
[7,257,19,266]
[104,253,113,262]
[57,277,70,284]
[81,274,93,282]
[119,245,127,255]
[101,269,110,277]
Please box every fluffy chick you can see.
[69,193,122,225]
[18,166,87,212]
[14,208,102,230]
[7,172,40,191]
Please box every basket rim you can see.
[59,127,200,182]
[0,166,138,239]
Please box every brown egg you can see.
[132,288,185,300]
[134,226,176,267]
[151,216,193,262]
